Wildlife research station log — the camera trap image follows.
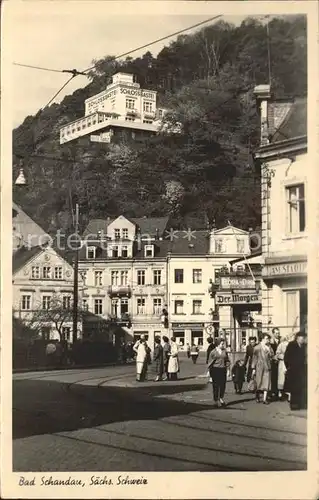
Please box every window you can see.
[42,295,51,310]
[157,109,163,119]
[87,246,96,259]
[191,330,203,346]
[82,298,88,311]
[111,299,118,317]
[286,184,305,233]
[143,101,153,113]
[111,98,115,109]
[236,239,245,253]
[62,296,71,310]
[126,99,135,109]
[94,298,103,315]
[144,245,154,258]
[120,270,128,285]
[143,120,153,124]
[153,298,162,315]
[137,297,146,315]
[120,298,128,315]
[114,229,121,240]
[43,266,51,279]
[174,300,184,314]
[62,327,71,342]
[174,331,185,346]
[21,295,31,311]
[215,239,225,253]
[285,288,308,331]
[174,269,184,283]
[94,271,103,286]
[137,270,145,285]
[122,246,128,258]
[80,270,87,284]
[122,228,128,239]
[54,266,63,280]
[153,270,161,285]
[112,246,119,258]
[111,271,119,285]
[31,266,40,279]
[192,300,202,314]
[193,269,202,283]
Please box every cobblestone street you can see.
[13,357,307,472]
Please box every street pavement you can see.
[13,355,307,472]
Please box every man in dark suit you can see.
[244,336,257,382]
[270,327,281,400]
[206,337,215,364]
[284,331,307,410]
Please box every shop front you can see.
[171,323,205,350]
[262,258,307,335]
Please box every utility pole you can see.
[72,203,79,344]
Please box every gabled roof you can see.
[12,201,51,250]
[83,216,169,238]
[12,246,43,274]
[12,244,74,274]
[168,230,210,255]
[212,225,248,236]
[270,97,307,143]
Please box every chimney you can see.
[253,84,272,146]
[155,228,159,240]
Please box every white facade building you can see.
[254,85,307,336]
[13,245,83,342]
[60,72,165,144]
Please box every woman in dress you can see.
[162,336,170,380]
[133,335,150,382]
[168,337,179,381]
[153,335,164,381]
[284,331,307,410]
[207,337,230,408]
[251,333,274,404]
[275,335,289,400]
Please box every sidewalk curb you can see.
[13,361,135,374]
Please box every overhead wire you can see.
[13,62,66,74]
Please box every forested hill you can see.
[13,16,307,234]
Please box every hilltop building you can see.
[60,72,166,145]
[254,85,307,335]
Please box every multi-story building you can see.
[253,85,307,335]
[12,201,51,252]
[78,215,170,347]
[12,244,83,342]
[60,72,166,145]
[168,225,253,351]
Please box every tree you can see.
[25,293,83,341]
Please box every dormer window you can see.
[114,229,121,240]
[87,246,96,259]
[112,246,119,258]
[122,246,128,258]
[144,245,154,258]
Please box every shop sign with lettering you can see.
[263,261,307,278]
[216,293,260,305]
[120,87,156,100]
[220,276,255,289]
[172,323,204,329]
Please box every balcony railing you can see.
[109,313,131,325]
[126,109,140,118]
[107,285,132,297]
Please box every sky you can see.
[3,1,306,128]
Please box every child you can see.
[232,359,246,394]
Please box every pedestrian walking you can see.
[168,337,179,381]
[186,343,191,359]
[162,336,170,380]
[284,331,307,410]
[270,327,281,400]
[206,337,215,363]
[244,336,257,382]
[207,337,230,408]
[275,335,289,400]
[232,359,246,394]
[251,333,274,404]
[153,336,164,381]
[190,344,199,364]
[133,335,151,382]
